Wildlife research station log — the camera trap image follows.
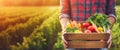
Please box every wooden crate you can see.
[64,33,110,48]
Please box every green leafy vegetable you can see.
[87,13,111,33]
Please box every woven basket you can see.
[64,33,110,48]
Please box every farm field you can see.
[0,6,61,50]
[0,6,120,50]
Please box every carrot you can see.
[90,20,100,33]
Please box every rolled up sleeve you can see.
[59,0,71,19]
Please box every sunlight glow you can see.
[0,0,59,6]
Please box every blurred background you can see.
[0,0,59,6]
[0,0,120,50]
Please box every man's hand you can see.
[62,32,68,48]
[106,30,112,49]
[60,17,69,48]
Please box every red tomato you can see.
[82,22,90,28]
[88,26,95,31]
[84,30,92,34]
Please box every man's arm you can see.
[60,0,71,31]
[106,0,116,48]
[60,0,71,48]
[107,0,116,27]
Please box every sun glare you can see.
[0,0,59,6]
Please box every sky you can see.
[0,0,60,6]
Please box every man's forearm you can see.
[107,0,116,26]
[108,16,116,29]
[60,17,69,32]
[108,16,116,24]
[59,13,70,32]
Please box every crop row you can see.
[0,7,59,50]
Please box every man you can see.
[59,0,116,50]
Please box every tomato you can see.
[84,30,92,34]
[88,26,95,32]
[82,22,90,28]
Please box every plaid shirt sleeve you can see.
[107,0,116,19]
[59,0,71,19]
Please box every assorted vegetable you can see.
[82,22,90,28]
[66,13,111,34]
[87,13,111,33]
